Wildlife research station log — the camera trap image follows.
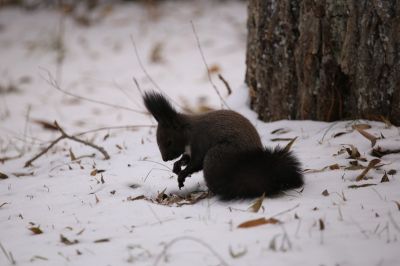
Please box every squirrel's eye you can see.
[167,140,172,147]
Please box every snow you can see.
[1,1,400,266]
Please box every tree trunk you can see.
[245,0,400,125]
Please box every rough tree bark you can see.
[245,0,400,125]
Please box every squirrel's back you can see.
[186,110,263,152]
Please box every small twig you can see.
[113,79,142,109]
[191,21,230,109]
[133,77,144,96]
[218,74,232,95]
[0,242,16,265]
[74,124,155,137]
[39,68,146,114]
[130,37,186,111]
[154,236,228,266]
[24,121,110,167]
[271,203,300,218]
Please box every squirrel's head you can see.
[143,91,187,161]
[156,123,186,161]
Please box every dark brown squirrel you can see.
[143,91,304,199]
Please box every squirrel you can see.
[143,91,304,199]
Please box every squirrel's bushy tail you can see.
[203,147,303,199]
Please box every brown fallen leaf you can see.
[12,172,34,177]
[0,172,8,179]
[33,119,58,131]
[90,169,105,176]
[333,132,350,138]
[352,124,371,130]
[238,217,281,228]
[271,128,290,135]
[345,145,361,159]
[380,172,389,183]
[94,238,109,243]
[60,234,79,245]
[271,138,294,142]
[69,148,77,161]
[356,159,380,181]
[303,164,342,173]
[29,226,43,235]
[127,195,146,201]
[319,219,325,230]
[248,193,265,213]
[371,147,400,158]
[322,189,329,196]
[355,128,378,147]
[283,137,298,152]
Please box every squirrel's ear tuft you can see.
[143,91,178,125]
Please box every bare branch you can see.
[154,236,228,266]
[129,36,187,111]
[39,68,146,114]
[191,21,230,109]
[218,74,232,95]
[24,121,110,167]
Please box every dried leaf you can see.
[345,165,366,171]
[238,217,281,228]
[90,169,105,176]
[60,234,79,245]
[69,148,76,161]
[352,124,371,130]
[371,147,400,158]
[321,189,329,196]
[348,183,377,189]
[12,172,34,177]
[329,164,340,170]
[0,172,9,179]
[303,164,342,173]
[271,128,290,135]
[248,193,265,213]
[33,119,58,131]
[355,128,378,147]
[356,159,380,181]
[333,132,349,138]
[319,219,325,230]
[29,226,43,235]
[283,137,298,152]
[127,195,146,201]
[271,138,294,142]
[94,238,109,243]
[345,145,361,159]
[150,42,164,63]
[380,172,389,183]
[95,194,100,204]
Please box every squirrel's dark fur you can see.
[143,91,304,199]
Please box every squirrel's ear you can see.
[143,91,179,125]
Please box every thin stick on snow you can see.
[39,68,146,114]
[129,37,186,111]
[24,121,110,167]
[191,21,230,109]
[218,74,232,95]
[0,242,16,265]
[154,236,228,266]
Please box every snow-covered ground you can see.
[1,1,400,265]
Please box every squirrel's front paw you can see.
[177,174,186,189]
[173,161,182,175]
